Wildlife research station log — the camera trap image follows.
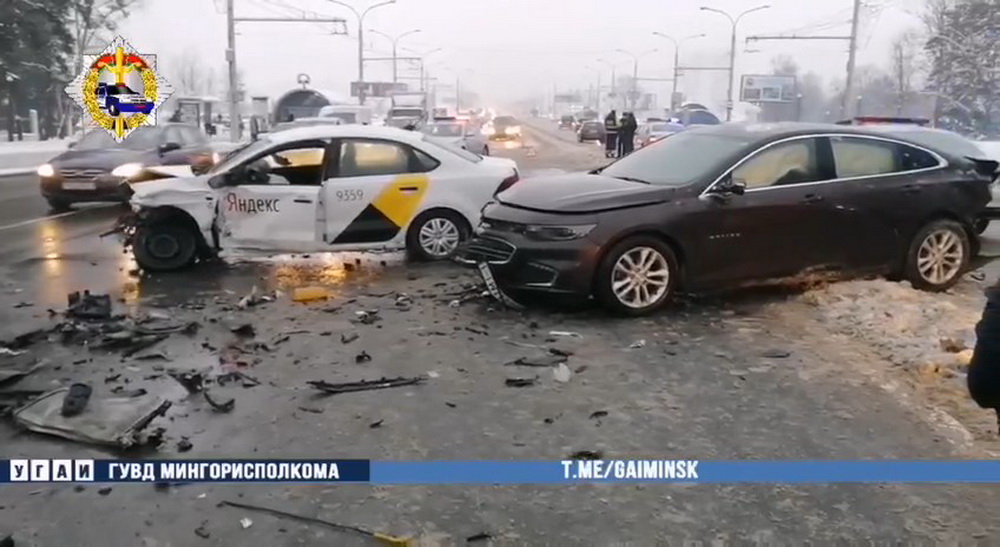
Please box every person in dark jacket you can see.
[968,283,1000,433]
[619,112,638,156]
[604,110,619,158]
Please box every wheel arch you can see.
[408,205,474,234]
[916,210,978,256]
[140,205,214,255]
[591,228,687,291]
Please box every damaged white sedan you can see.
[117,125,520,271]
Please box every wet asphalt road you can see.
[2,122,1000,545]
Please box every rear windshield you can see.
[494,116,517,125]
[583,122,602,129]
[882,129,985,159]
[390,108,423,118]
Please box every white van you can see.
[317,105,373,125]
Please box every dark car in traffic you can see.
[577,120,606,143]
[38,124,216,211]
[489,115,522,141]
[559,115,576,130]
[460,123,996,315]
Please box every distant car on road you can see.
[558,115,576,130]
[488,116,522,142]
[419,119,490,155]
[36,124,217,212]
[666,108,721,127]
[121,125,520,271]
[577,120,605,143]
[462,122,996,315]
[95,83,154,116]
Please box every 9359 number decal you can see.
[336,189,364,202]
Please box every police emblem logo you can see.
[65,36,174,143]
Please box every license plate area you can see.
[63,181,97,190]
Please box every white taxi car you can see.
[121,125,520,271]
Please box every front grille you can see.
[462,236,516,264]
[60,169,105,180]
[480,218,525,234]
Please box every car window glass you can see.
[239,143,327,186]
[337,140,411,177]
[732,139,822,188]
[183,126,207,145]
[413,149,440,172]
[899,144,940,170]
[831,137,898,178]
[163,126,184,146]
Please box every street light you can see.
[326,0,397,105]
[406,47,443,91]
[700,4,770,121]
[597,58,629,111]
[368,28,421,83]
[614,48,658,110]
[583,65,603,111]
[652,32,705,110]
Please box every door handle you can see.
[398,186,419,192]
[901,184,921,194]
[293,198,313,204]
[802,194,824,204]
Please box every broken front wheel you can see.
[132,223,198,272]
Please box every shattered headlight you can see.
[523,224,595,241]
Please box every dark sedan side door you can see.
[822,135,947,270]
[691,137,845,284]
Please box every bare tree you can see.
[890,30,924,115]
[169,48,215,97]
[68,0,143,71]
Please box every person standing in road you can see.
[620,112,637,156]
[604,110,619,158]
[968,280,1000,433]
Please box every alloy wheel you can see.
[418,217,461,258]
[611,246,670,309]
[917,229,964,285]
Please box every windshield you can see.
[495,116,517,126]
[421,123,464,137]
[209,138,272,174]
[322,112,357,123]
[421,135,482,163]
[390,108,423,118]
[108,84,137,95]
[601,130,751,186]
[74,127,161,150]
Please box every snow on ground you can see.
[977,141,1000,160]
[0,138,71,156]
[798,278,982,376]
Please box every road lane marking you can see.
[0,211,80,231]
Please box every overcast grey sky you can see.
[118,0,928,111]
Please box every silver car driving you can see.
[419,119,490,156]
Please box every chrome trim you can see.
[698,133,951,199]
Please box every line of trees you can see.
[0,0,141,141]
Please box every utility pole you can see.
[615,49,657,110]
[455,76,460,111]
[653,33,705,110]
[327,0,397,105]
[226,0,238,141]
[844,0,862,118]
[700,4,770,121]
[227,10,347,142]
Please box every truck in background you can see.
[386,91,428,129]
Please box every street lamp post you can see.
[327,0,397,105]
[652,32,705,110]
[368,28,421,83]
[407,47,443,91]
[584,66,602,111]
[700,4,770,121]
[597,59,619,111]
[615,48,658,110]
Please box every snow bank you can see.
[977,141,1000,161]
[798,279,983,375]
[0,138,70,156]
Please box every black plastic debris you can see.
[762,349,791,359]
[168,371,205,393]
[194,522,211,539]
[0,534,13,547]
[369,419,384,429]
[13,302,32,309]
[467,532,493,543]
[568,450,603,460]
[351,310,381,325]
[341,332,359,344]
[61,383,92,417]
[506,354,566,368]
[505,377,538,388]
[217,371,259,388]
[589,410,608,420]
[230,323,256,337]
[203,391,235,413]
[307,376,424,395]
[177,438,193,452]
[355,351,371,364]
[67,290,112,320]
[98,487,112,496]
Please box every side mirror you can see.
[159,142,181,154]
[208,174,227,189]
[712,178,746,196]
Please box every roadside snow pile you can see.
[799,279,983,375]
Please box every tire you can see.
[108,103,120,116]
[132,222,198,272]
[903,219,970,291]
[405,209,469,262]
[975,218,990,234]
[594,235,679,316]
[46,198,72,213]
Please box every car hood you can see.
[480,155,517,170]
[496,173,670,213]
[50,148,151,169]
[130,174,214,205]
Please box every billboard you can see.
[351,81,408,98]
[740,75,797,103]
